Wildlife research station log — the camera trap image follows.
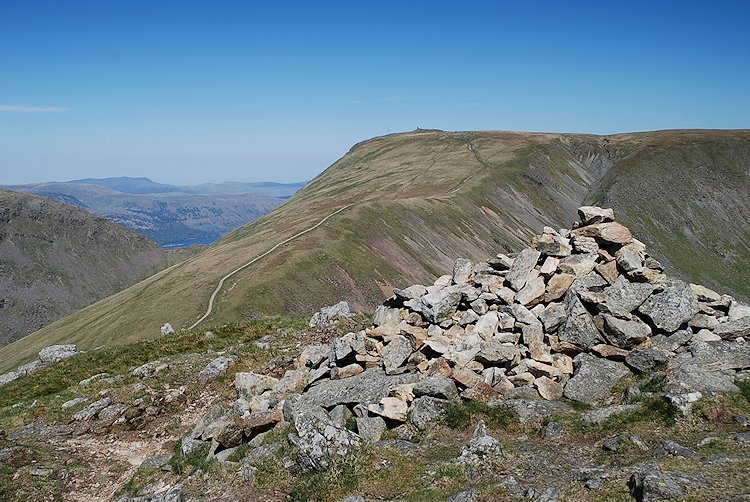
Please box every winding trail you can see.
[188,204,353,330]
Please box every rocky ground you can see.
[1,207,750,501]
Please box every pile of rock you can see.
[186,206,750,472]
[0,344,77,387]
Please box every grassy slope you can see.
[1,129,748,372]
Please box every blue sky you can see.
[1,1,748,185]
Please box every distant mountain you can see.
[0,189,169,348]
[2,178,303,246]
[68,176,305,198]
[70,176,180,194]
[3,129,748,373]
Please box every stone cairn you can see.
[187,206,750,472]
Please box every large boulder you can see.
[38,344,77,364]
[638,280,698,333]
[288,408,362,472]
[603,276,656,317]
[713,317,750,339]
[409,396,450,431]
[563,353,632,404]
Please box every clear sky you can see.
[1,1,748,185]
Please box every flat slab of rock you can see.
[688,340,750,370]
[666,363,739,396]
[582,404,640,425]
[578,206,614,225]
[506,248,541,291]
[572,222,632,244]
[713,316,750,339]
[491,399,574,423]
[563,353,632,405]
[304,368,417,408]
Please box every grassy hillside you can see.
[1,129,748,372]
[0,189,170,349]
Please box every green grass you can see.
[0,316,306,409]
[168,440,215,477]
[443,400,517,430]
[737,380,750,404]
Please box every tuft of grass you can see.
[168,440,214,477]
[289,458,360,502]
[226,444,251,463]
[344,415,358,433]
[443,400,517,430]
[737,380,750,404]
[594,396,677,434]
[639,372,667,393]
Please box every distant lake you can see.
[162,235,218,249]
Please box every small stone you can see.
[543,421,563,440]
[332,363,365,379]
[368,397,408,422]
[534,376,563,401]
[198,356,236,383]
[652,439,697,458]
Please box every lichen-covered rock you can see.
[289,408,362,472]
[38,344,77,364]
[506,248,541,291]
[638,280,698,333]
[563,353,631,404]
[409,396,450,431]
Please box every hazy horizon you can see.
[2,1,748,185]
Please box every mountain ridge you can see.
[1,128,748,372]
